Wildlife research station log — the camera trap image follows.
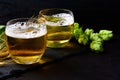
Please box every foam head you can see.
[5,22,47,39]
[45,13,74,26]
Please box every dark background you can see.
[0,0,120,33]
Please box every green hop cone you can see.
[73,23,83,40]
[90,41,103,53]
[99,30,113,41]
[90,33,103,42]
[78,34,89,45]
[85,28,94,36]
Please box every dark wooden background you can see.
[0,0,120,34]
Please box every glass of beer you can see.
[5,18,47,64]
[39,8,74,48]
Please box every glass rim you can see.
[39,8,73,16]
[6,17,45,26]
[6,18,29,26]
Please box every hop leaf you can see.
[0,25,6,50]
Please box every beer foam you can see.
[45,13,74,26]
[5,22,47,39]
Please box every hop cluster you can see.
[73,23,113,53]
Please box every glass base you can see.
[47,41,69,48]
[11,55,43,65]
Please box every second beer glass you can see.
[39,9,74,48]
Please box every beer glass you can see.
[5,18,47,64]
[39,9,74,48]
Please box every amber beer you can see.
[46,22,73,48]
[5,18,47,64]
[39,9,74,48]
